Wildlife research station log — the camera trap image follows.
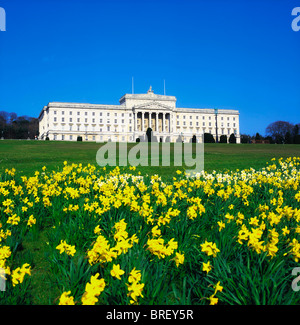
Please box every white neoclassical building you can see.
[38,87,240,143]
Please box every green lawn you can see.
[0,140,300,178]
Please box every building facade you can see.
[38,87,240,143]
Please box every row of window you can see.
[54,134,132,141]
[178,121,236,127]
[176,128,237,135]
[52,110,236,122]
[54,117,131,124]
[53,118,236,126]
[177,115,236,121]
[52,123,236,134]
[53,110,132,117]
[56,125,133,132]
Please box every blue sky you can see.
[0,0,299,135]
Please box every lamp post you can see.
[214,108,219,143]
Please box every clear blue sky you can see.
[0,0,299,135]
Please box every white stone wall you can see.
[38,91,240,143]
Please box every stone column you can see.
[142,112,145,132]
[162,113,165,133]
[149,112,152,129]
[134,112,137,131]
[156,112,159,132]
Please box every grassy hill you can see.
[0,140,300,177]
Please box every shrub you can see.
[229,133,236,143]
[204,133,215,143]
[220,135,227,143]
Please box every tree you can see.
[241,134,251,144]
[294,135,300,144]
[255,132,263,141]
[176,135,182,142]
[204,133,215,143]
[0,111,38,139]
[229,133,236,143]
[292,124,300,144]
[220,135,227,143]
[191,135,197,143]
[266,121,294,144]
[146,127,152,142]
[284,132,292,144]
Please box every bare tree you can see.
[265,121,294,144]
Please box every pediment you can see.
[133,101,173,111]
